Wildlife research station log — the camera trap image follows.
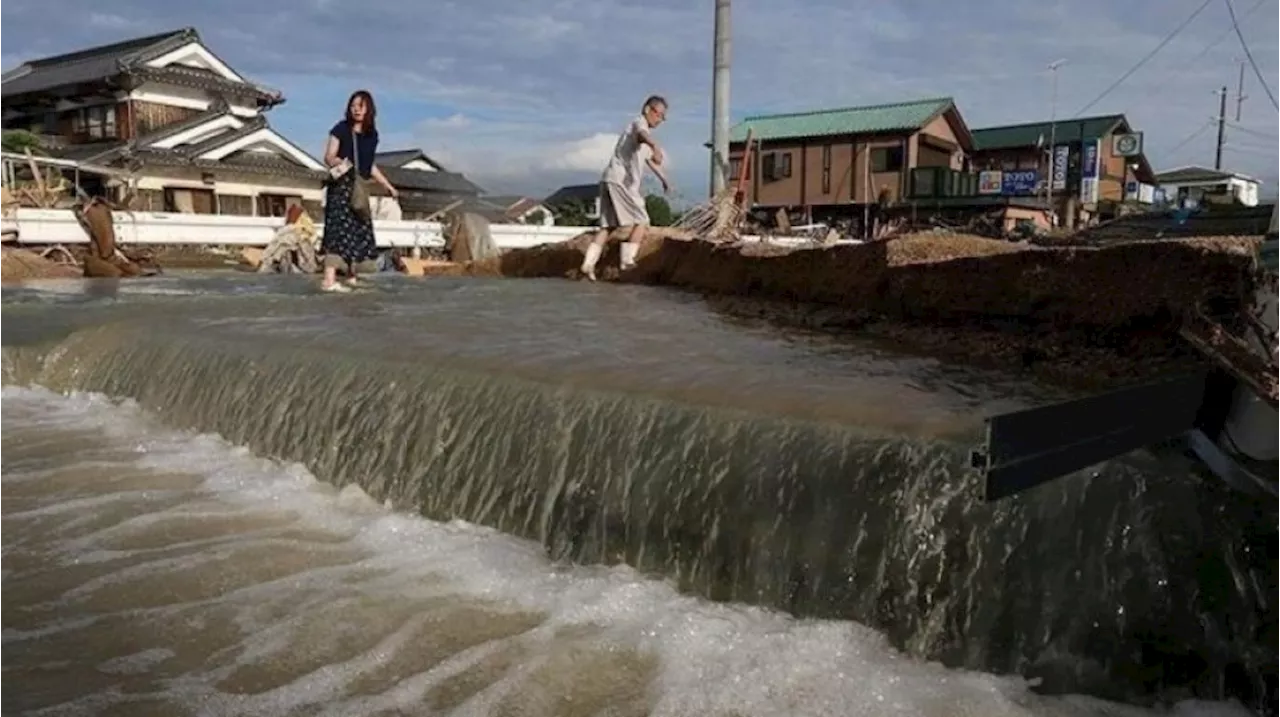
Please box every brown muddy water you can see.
[1,273,1270,716]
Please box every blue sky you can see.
[3,0,1277,200]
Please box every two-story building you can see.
[723,97,974,225]
[968,114,1157,221]
[1,27,328,217]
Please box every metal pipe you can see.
[709,0,731,198]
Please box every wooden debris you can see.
[73,198,148,277]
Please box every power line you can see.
[1167,121,1216,157]
[1187,0,1267,62]
[1223,0,1278,109]
[1073,0,1214,117]
[1222,119,1275,140]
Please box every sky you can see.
[2,0,1278,201]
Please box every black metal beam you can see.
[972,371,1212,501]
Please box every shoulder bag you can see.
[348,127,372,219]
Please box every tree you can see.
[645,194,675,226]
[1,129,44,156]
[524,208,548,225]
[552,198,593,227]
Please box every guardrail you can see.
[4,208,591,250]
[2,208,813,251]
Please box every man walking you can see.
[580,95,671,281]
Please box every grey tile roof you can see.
[177,115,268,157]
[1,27,280,106]
[2,28,195,98]
[130,148,326,181]
[1154,166,1243,184]
[483,195,526,210]
[49,140,128,163]
[129,66,281,104]
[380,165,484,195]
[544,183,599,206]
[45,111,322,181]
[375,148,448,170]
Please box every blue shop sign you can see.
[1001,169,1039,196]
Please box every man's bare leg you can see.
[620,224,646,271]
[580,227,611,281]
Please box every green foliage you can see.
[1,129,45,155]
[551,198,593,227]
[523,208,548,225]
[644,194,675,226]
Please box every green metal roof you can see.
[970,114,1126,151]
[728,97,955,143]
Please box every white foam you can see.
[1,385,1255,717]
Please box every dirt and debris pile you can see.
[1072,203,1274,245]
[445,231,1257,327]
[1,248,80,282]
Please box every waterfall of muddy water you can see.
[2,274,1273,717]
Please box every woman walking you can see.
[320,90,399,292]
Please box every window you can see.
[71,105,117,140]
[870,146,904,173]
[821,145,832,193]
[257,193,303,218]
[761,152,792,182]
[163,187,216,214]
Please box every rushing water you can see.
[1,274,1274,716]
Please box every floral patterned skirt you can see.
[320,173,378,266]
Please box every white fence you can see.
[2,208,591,250]
[1,208,827,252]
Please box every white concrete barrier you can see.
[7,208,591,250]
[6,208,800,251]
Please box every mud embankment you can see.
[433,233,1263,387]
[1,248,80,282]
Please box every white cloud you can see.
[543,133,616,172]
[419,113,472,131]
[86,13,138,29]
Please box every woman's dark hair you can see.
[345,89,377,134]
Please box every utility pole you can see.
[1046,59,1066,225]
[1214,85,1228,170]
[709,0,731,198]
[1234,60,1248,122]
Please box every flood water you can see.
[1,274,1273,716]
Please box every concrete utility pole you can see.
[1046,59,1066,226]
[1215,85,1228,170]
[1234,60,1248,122]
[709,0,731,198]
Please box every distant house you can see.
[720,97,973,222]
[543,183,601,222]
[375,149,449,173]
[1,27,327,217]
[969,114,1157,206]
[374,148,485,220]
[1154,166,1260,207]
[482,195,555,225]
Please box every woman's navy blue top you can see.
[330,120,378,178]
